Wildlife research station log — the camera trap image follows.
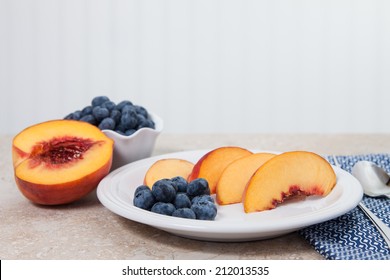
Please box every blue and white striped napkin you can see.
[299,154,390,260]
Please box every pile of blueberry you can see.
[64,96,155,136]
[133,177,218,220]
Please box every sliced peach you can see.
[188,146,253,194]
[243,151,336,213]
[143,158,194,187]
[216,152,275,205]
[12,120,114,205]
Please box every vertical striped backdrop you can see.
[1,0,390,134]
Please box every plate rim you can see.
[97,149,363,241]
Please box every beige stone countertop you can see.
[2,133,390,260]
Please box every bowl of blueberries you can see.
[65,96,163,170]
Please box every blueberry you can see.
[79,114,97,125]
[187,178,210,197]
[92,96,110,107]
[72,110,82,120]
[64,112,75,120]
[135,185,150,195]
[115,123,126,133]
[191,200,217,220]
[110,109,121,124]
[120,111,138,130]
[136,113,155,129]
[171,176,188,193]
[133,189,155,210]
[191,195,214,205]
[172,208,196,219]
[81,106,93,116]
[92,106,110,122]
[151,202,176,216]
[64,110,82,120]
[152,179,176,203]
[173,193,191,209]
[138,118,155,129]
[135,113,154,129]
[121,104,137,114]
[168,179,178,192]
[116,100,133,111]
[149,119,155,129]
[135,105,148,118]
[136,114,146,124]
[63,98,156,136]
[98,117,116,130]
[101,101,116,112]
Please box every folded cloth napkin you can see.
[299,154,390,260]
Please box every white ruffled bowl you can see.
[102,112,163,170]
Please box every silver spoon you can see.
[332,157,390,248]
[351,161,390,198]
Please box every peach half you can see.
[188,146,253,194]
[143,158,194,187]
[216,152,275,205]
[243,151,337,213]
[12,120,114,205]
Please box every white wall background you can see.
[1,0,390,135]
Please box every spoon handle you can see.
[331,156,390,249]
[358,202,390,249]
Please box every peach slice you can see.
[188,146,253,194]
[143,158,194,187]
[12,120,114,205]
[243,151,336,213]
[216,152,276,205]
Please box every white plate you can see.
[97,150,363,242]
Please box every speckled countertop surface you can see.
[2,133,390,260]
